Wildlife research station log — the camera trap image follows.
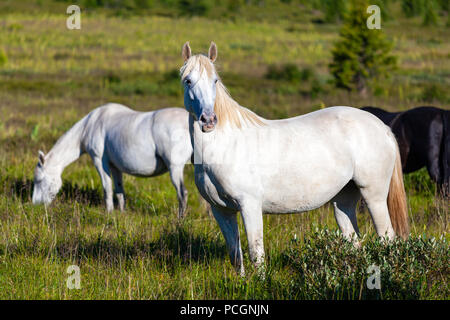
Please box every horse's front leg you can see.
[92,156,114,212]
[211,205,245,276]
[169,164,188,219]
[240,201,265,277]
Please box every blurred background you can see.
[1,0,448,121]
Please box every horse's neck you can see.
[189,112,245,166]
[46,117,86,174]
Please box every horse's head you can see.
[32,150,62,205]
[180,41,219,133]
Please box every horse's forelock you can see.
[180,55,214,81]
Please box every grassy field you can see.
[0,0,448,299]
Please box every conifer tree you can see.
[329,0,397,96]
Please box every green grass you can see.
[0,1,448,300]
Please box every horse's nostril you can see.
[200,113,217,126]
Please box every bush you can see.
[404,167,436,197]
[105,70,181,97]
[284,228,449,299]
[265,64,314,83]
[177,0,212,16]
[402,0,425,17]
[78,0,153,10]
[310,78,324,98]
[421,84,448,103]
[227,0,243,11]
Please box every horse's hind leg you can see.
[110,165,125,212]
[240,201,265,275]
[332,181,361,244]
[169,164,188,219]
[426,117,444,194]
[92,156,114,212]
[359,183,395,241]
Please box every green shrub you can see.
[134,0,154,9]
[402,0,425,17]
[106,70,181,96]
[265,64,303,83]
[404,167,436,197]
[78,0,153,10]
[227,0,243,11]
[310,78,324,98]
[299,67,315,82]
[177,0,212,16]
[421,84,448,103]
[284,228,449,299]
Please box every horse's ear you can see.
[38,150,45,166]
[208,41,217,62]
[182,41,191,62]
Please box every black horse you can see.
[361,106,449,197]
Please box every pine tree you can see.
[329,0,397,96]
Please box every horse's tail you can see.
[387,138,409,239]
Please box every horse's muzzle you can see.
[199,112,217,133]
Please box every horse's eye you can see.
[214,79,218,84]
[185,79,191,86]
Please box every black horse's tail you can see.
[440,110,450,197]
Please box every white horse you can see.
[32,103,193,217]
[180,42,409,275]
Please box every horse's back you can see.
[283,106,397,178]
[360,106,400,126]
[82,104,190,176]
[284,106,391,136]
[83,103,142,135]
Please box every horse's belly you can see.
[107,148,167,177]
[260,162,352,214]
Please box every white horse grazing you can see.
[180,42,409,275]
[32,103,193,217]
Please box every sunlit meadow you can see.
[0,0,448,299]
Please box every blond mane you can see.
[181,55,266,129]
[181,54,214,81]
